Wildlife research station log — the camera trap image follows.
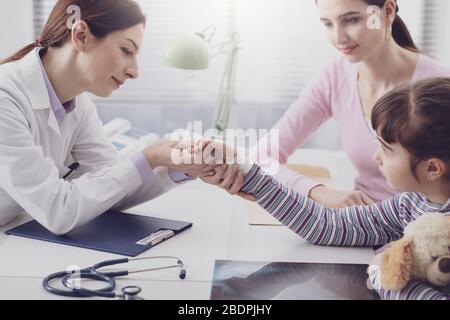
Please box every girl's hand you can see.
[309,186,374,208]
[201,164,256,202]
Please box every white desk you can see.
[0,149,373,300]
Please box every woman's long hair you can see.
[1,0,146,65]
[362,0,418,52]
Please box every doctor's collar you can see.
[35,47,78,116]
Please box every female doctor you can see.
[0,0,213,234]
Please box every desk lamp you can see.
[162,26,240,136]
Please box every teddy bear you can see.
[379,212,450,291]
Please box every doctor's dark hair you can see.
[1,0,146,65]
[315,0,418,52]
[371,77,450,179]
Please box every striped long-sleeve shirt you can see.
[241,165,450,300]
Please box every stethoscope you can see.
[43,256,186,299]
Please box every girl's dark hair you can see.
[372,77,450,178]
[361,0,418,52]
[1,0,146,65]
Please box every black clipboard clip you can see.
[136,229,175,246]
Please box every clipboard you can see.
[5,210,193,257]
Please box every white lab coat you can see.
[0,49,180,234]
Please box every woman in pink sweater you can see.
[203,0,450,208]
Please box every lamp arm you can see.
[212,40,240,134]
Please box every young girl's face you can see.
[78,23,145,97]
[373,136,422,192]
[316,0,388,64]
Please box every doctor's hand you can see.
[309,186,374,208]
[143,138,217,177]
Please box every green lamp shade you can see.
[162,34,210,70]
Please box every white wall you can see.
[0,0,34,58]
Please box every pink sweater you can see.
[256,54,450,202]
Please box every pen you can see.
[63,162,80,179]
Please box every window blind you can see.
[421,0,447,59]
[33,0,442,108]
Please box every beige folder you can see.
[248,164,331,226]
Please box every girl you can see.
[205,0,450,208]
[237,77,450,300]
[0,0,213,234]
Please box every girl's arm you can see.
[241,165,406,247]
